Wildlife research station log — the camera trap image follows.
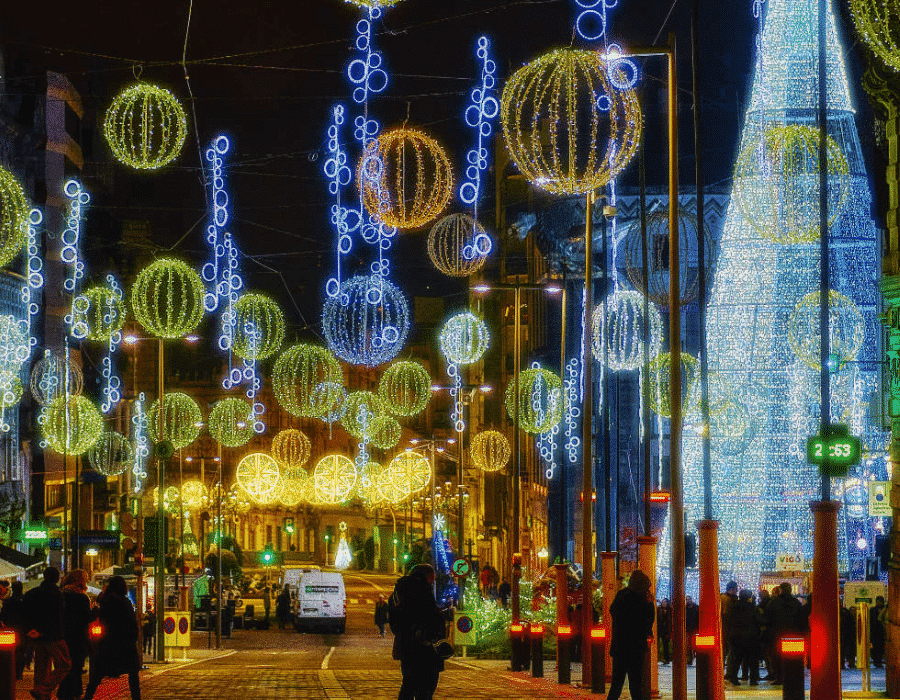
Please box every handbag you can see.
[432,639,454,660]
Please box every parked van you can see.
[293,571,346,634]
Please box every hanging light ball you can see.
[30,350,83,406]
[470,430,511,472]
[323,275,410,367]
[501,48,642,195]
[313,454,358,504]
[710,397,757,457]
[279,470,308,507]
[87,431,134,477]
[271,428,312,470]
[236,452,281,500]
[152,486,181,514]
[342,391,387,441]
[0,375,22,416]
[375,461,409,503]
[850,0,900,73]
[231,293,285,361]
[370,415,402,450]
[0,316,29,374]
[733,124,850,244]
[180,480,208,509]
[591,290,663,371]
[439,312,490,365]
[0,165,29,268]
[319,383,348,424]
[272,344,344,418]
[360,126,453,230]
[647,352,699,418]
[131,258,205,339]
[357,463,387,506]
[70,286,127,341]
[787,289,864,371]
[427,214,492,277]
[623,209,715,307]
[208,397,255,448]
[378,360,431,417]
[388,451,431,494]
[344,0,403,8]
[505,367,564,435]
[41,394,104,456]
[146,392,203,450]
[103,83,187,170]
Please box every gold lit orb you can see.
[236,452,281,500]
[272,344,344,418]
[104,83,187,170]
[271,428,311,470]
[279,470,307,507]
[231,293,285,361]
[378,360,431,417]
[146,392,203,450]
[505,367,564,434]
[313,454,357,504]
[361,127,453,230]
[152,486,180,514]
[131,258,205,339]
[356,462,385,506]
[87,431,134,477]
[470,430,511,472]
[647,352,699,418]
[501,48,642,195]
[787,290,864,371]
[342,391,387,441]
[181,480,208,509]
[370,415,401,450]
[733,124,849,244]
[42,394,104,456]
[388,451,430,495]
[375,462,408,503]
[427,214,491,277]
[344,0,403,8]
[851,0,900,73]
[70,286,127,341]
[208,397,254,448]
[0,165,30,268]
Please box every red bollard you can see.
[531,624,544,678]
[510,623,524,672]
[694,634,716,700]
[557,625,573,685]
[781,638,805,700]
[0,629,17,700]
[590,628,607,694]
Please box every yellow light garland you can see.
[87,431,134,476]
[341,391,387,441]
[272,344,344,418]
[787,289,864,371]
[70,285,127,341]
[378,360,431,417]
[42,394,104,456]
[103,83,187,170]
[146,392,203,450]
[231,292,285,361]
[313,454,357,505]
[271,428,312,470]
[0,165,29,268]
[470,430,511,472]
[427,214,490,277]
[131,258,205,339]
[850,0,900,73]
[504,367,564,434]
[181,480,209,509]
[370,415,401,450]
[208,397,255,448]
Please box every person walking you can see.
[871,595,886,668]
[262,585,272,626]
[276,585,292,630]
[374,594,389,637]
[390,564,448,700]
[725,589,761,686]
[720,580,738,664]
[607,570,656,700]
[82,576,141,700]
[142,604,155,656]
[840,602,856,669]
[24,566,71,700]
[685,595,699,666]
[763,582,801,684]
[657,598,672,665]
[0,580,29,680]
[498,580,511,608]
[58,569,93,700]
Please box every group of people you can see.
[477,563,511,607]
[840,595,887,669]
[0,567,142,700]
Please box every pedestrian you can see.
[82,576,141,700]
[871,595,886,668]
[725,589,761,686]
[840,602,856,669]
[58,569,93,700]
[276,585,292,630]
[762,582,801,684]
[489,567,500,599]
[389,563,448,700]
[607,569,656,700]
[0,580,29,679]
[23,566,71,700]
[479,564,492,596]
[570,603,583,661]
[498,580,511,608]
[685,595,699,666]
[374,594,389,637]
[720,580,738,664]
[142,604,155,655]
[0,580,10,605]
[263,585,272,626]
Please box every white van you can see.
[293,571,346,634]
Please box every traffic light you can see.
[284,517,295,535]
[261,544,275,565]
[120,513,137,552]
[512,552,522,567]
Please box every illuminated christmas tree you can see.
[659,0,888,593]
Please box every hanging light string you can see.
[100,275,124,414]
[132,392,150,494]
[21,208,44,361]
[203,135,231,313]
[61,180,88,296]
[324,104,355,303]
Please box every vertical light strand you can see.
[61,180,88,295]
[132,392,150,493]
[100,275,124,414]
[203,135,231,313]
[21,208,44,359]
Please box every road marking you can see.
[318,670,350,698]
[147,650,237,675]
[321,645,336,669]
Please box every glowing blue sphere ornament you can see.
[591,290,663,371]
[439,312,489,365]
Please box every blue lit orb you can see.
[439,312,489,365]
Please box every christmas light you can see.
[344,0,402,8]
[236,452,281,500]
[505,366,564,435]
[500,48,641,196]
[335,521,352,570]
[271,428,312,470]
[103,83,187,170]
[388,451,430,495]
[181,480,208,509]
[131,258,205,339]
[470,430,511,472]
[272,344,344,418]
[370,414,401,450]
[0,376,22,433]
[0,165,28,268]
[146,392,203,450]
[208,397,254,448]
[29,349,82,407]
[439,312,489,365]
[322,274,410,366]
[21,208,44,357]
[592,290,663,371]
[360,127,453,231]
[278,470,307,507]
[41,394,104,456]
[0,315,29,375]
[342,391,386,441]
[131,393,150,493]
[787,289,864,371]
[70,285,127,341]
[313,454,358,504]
[850,0,900,73]
[427,214,491,278]
[378,360,431,417]
[230,293,285,361]
[647,352,698,418]
[203,135,231,312]
[60,180,88,294]
[87,431,134,477]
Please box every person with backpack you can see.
[389,564,448,700]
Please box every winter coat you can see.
[61,587,93,656]
[276,591,291,620]
[725,599,761,647]
[91,592,140,679]
[609,587,655,659]
[23,580,65,642]
[764,592,802,639]
[374,600,389,626]
[389,574,446,670]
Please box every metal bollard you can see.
[510,623,524,672]
[0,629,15,700]
[694,634,715,700]
[781,638,806,700]
[521,621,531,671]
[531,624,544,678]
[557,625,572,686]
[590,628,606,694]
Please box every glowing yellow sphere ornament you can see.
[271,428,312,470]
[131,258,204,339]
[501,48,642,195]
[427,214,491,277]
[152,486,180,513]
[146,392,203,450]
[87,431,134,477]
[378,361,431,417]
[70,286,127,341]
[470,430,511,472]
[388,451,431,495]
[42,394,104,456]
[787,290,864,371]
[180,480,209,509]
[505,367,564,434]
[342,391,387,441]
[733,124,850,244]
[0,165,29,268]
[279,470,307,508]
[236,452,281,500]
[272,344,344,418]
[343,0,403,8]
[850,0,900,73]
[313,454,357,504]
[231,293,285,361]
[361,126,453,230]
[375,462,408,503]
[370,415,402,450]
[103,83,187,170]
[208,397,255,448]
[647,352,699,418]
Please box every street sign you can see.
[14,523,48,545]
[454,611,476,646]
[806,424,861,477]
[71,530,121,550]
[451,558,470,577]
[776,553,806,572]
[869,481,891,517]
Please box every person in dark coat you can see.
[1,580,29,680]
[58,569,94,700]
[657,598,672,665]
[374,594,389,637]
[725,590,762,686]
[498,580,511,608]
[871,595,886,668]
[142,604,155,655]
[763,582,801,684]
[607,569,655,700]
[390,564,447,700]
[82,576,141,700]
[24,566,71,700]
[720,581,738,663]
[685,596,700,666]
[276,585,292,630]
[840,603,856,669]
